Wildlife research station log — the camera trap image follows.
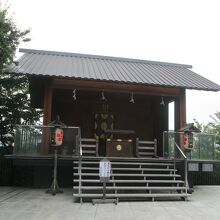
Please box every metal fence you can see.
[163,131,216,160]
[13,125,81,156]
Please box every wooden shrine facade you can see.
[35,77,187,157]
[9,49,220,158]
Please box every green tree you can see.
[194,112,220,159]
[0,7,42,147]
[208,112,220,145]
[194,112,220,145]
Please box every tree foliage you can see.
[0,7,42,146]
[0,7,30,72]
[194,112,220,159]
[194,112,220,145]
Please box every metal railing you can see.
[14,125,81,156]
[14,125,42,155]
[78,134,83,203]
[174,142,188,195]
[163,131,216,160]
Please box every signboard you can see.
[99,158,111,182]
[202,164,213,172]
[188,163,199,171]
[92,158,117,204]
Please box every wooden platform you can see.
[2,155,220,189]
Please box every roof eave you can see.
[12,71,220,92]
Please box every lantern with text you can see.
[182,132,194,150]
[50,128,64,147]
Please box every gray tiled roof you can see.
[9,48,220,91]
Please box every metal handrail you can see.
[174,142,188,196]
[72,129,82,202]
[175,143,187,159]
[78,133,83,203]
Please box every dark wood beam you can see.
[51,78,181,97]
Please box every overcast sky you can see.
[2,0,220,125]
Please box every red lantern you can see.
[51,128,64,146]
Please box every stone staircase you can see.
[73,157,190,203]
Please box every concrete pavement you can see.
[0,186,220,220]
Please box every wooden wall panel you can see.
[52,90,155,140]
[51,89,175,156]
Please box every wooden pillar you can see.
[175,89,186,130]
[41,82,53,155]
[43,86,53,125]
[153,97,169,157]
[164,103,169,131]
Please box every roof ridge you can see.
[19,48,192,68]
